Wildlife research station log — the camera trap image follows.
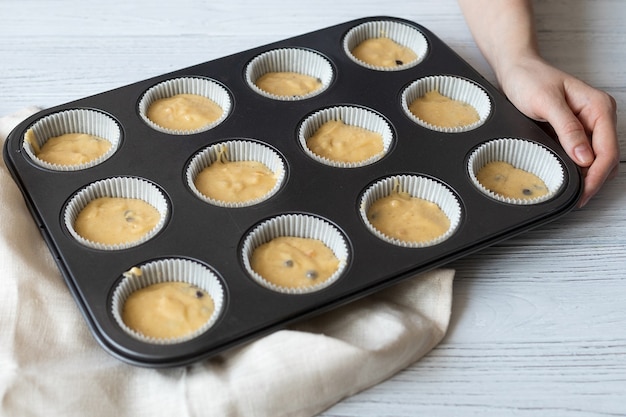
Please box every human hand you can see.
[495,55,619,207]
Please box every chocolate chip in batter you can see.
[305,270,318,280]
[123,210,135,222]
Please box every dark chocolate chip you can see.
[395,60,403,65]
[305,270,318,279]
[195,290,204,298]
[284,259,294,267]
[522,189,533,196]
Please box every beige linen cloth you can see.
[0,107,454,417]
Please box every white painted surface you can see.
[1,0,624,415]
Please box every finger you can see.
[579,160,619,208]
[577,98,620,207]
[545,102,595,168]
[578,134,620,208]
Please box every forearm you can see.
[457,0,541,82]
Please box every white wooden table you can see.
[1,0,624,415]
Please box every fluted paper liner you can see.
[402,75,491,133]
[186,139,286,207]
[343,20,429,71]
[111,258,225,345]
[298,105,394,168]
[360,175,462,247]
[468,138,565,205]
[138,76,231,135]
[64,176,169,250]
[245,48,334,101]
[241,214,349,294]
[22,109,121,171]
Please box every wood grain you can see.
[1,0,624,415]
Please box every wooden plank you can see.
[1,0,625,414]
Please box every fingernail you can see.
[574,144,594,165]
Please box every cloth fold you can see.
[0,107,454,417]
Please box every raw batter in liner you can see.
[74,197,160,245]
[194,147,277,203]
[26,130,111,166]
[476,161,549,200]
[255,72,322,97]
[147,93,223,131]
[367,190,450,243]
[409,90,480,128]
[122,281,215,339]
[352,37,418,67]
[306,119,384,163]
[250,236,340,289]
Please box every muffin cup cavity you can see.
[241,214,350,294]
[298,105,394,168]
[138,77,232,135]
[401,75,491,132]
[343,20,429,71]
[64,177,169,250]
[245,48,334,101]
[22,109,121,171]
[111,258,225,345]
[468,138,565,205]
[186,139,286,207]
[360,175,462,248]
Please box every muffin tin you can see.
[3,16,582,367]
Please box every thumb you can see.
[543,99,594,168]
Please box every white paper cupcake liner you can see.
[245,48,334,101]
[186,139,286,207]
[401,75,492,133]
[343,20,429,71]
[64,176,169,250]
[298,105,394,168]
[241,213,350,294]
[360,175,462,248]
[111,258,225,345]
[468,138,565,205]
[138,76,232,135]
[22,109,121,171]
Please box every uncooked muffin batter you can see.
[306,119,384,163]
[147,93,223,131]
[409,90,479,128]
[122,281,215,339]
[476,161,549,199]
[367,190,450,243]
[26,130,111,166]
[255,72,322,97]
[74,197,160,245]
[250,236,340,289]
[194,150,277,203]
[352,37,418,67]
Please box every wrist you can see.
[492,50,543,86]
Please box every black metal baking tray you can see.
[3,16,582,367]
